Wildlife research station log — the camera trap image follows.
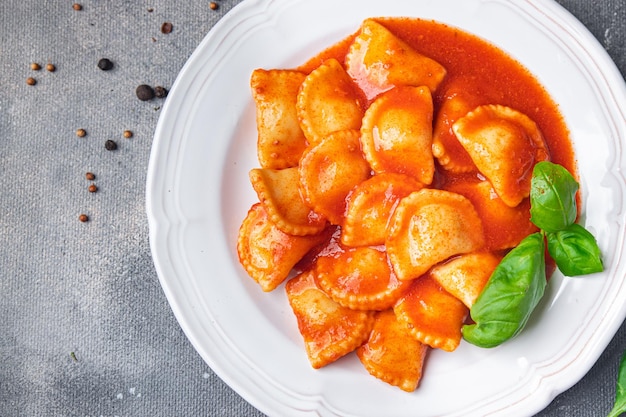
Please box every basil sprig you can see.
[608,349,626,417]
[462,161,603,348]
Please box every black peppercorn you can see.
[97,58,114,71]
[136,84,155,101]
[154,86,168,98]
[105,140,118,151]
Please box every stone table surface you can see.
[1,0,624,416]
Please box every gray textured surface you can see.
[0,1,624,416]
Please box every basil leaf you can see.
[547,223,603,276]
[530,161,579,232]
[608,349,626,417]
[462,233,546,348]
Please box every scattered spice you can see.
[30,63,41,71]
[26,77,36,86]
[154,86,168,98]
[46,63,56,72]
[161,22,173,34]
[209,2,218,10]
[70,352,78,361]
[72,3,82,11]
[123,130,133,139]
[85,172,95,181]
[136,84,155,101]
[97,58,114,71]
[104,140,118,151]
[88,184,98,193]
[147,7,154,12]
[79,214,89,222]
[76,128,87,137]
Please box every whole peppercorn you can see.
[30,63,41,71]
[105,140,118,151]
[161,22,173,34]
[46,63,56,72]
[85,172,95,181]
[136,84,155,101]
[97,58,114,71]
[76,128,87,137]
[88,184,98,193]
[123,130,133,139]
[79,214,89,222]
[154,86,168,98]
[26,77,36,85]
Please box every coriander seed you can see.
[73,3,82,11]
[76,128,86,137]
[209,2,218,10]
[88,184,98,193]
[26,77,36,85]
[123,130,133,138]
[30,63,41,71]
[85,172,95,181]
[161,22,173,34]
[97,58,114,71]
[46,63,56,72]
[79,214,89,222]
[104,140,118,151]
[136,84,154,101]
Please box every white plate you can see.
[146,0,626,415]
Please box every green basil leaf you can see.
[546,223,603,276]
[462,233,546,348]
[530,161,579,232]
[608,349,626,417]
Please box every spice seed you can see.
[73,3,82,11]
[79,214,89,222]
[97,58,114,71]
[30,63,41,71]
[123,130,133,138]
[209,2,218,10]
[26,77,36,85]
[105,140,118,151]
[154,86,168,98]
[85,172,95,181]
[88,184,98,193]
[136,84,155,101]
[161,22,173,34]
[76,128,87,137]
[46,63,56,72]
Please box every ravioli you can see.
[357,309,429,392]
[298,129,371,225]
[453,104,550,207]
[251,69,308,169]
[249,167,327,236]
[342,173,424,247]
[360,86,435,184]
[386,189,485,281]
[315,246,411,311]
[345,18,447,99]
[431,79,483,173]
[237,203,328,292]
[285,269,375,369]
[297,58,364,146]
[429,252,502,308]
